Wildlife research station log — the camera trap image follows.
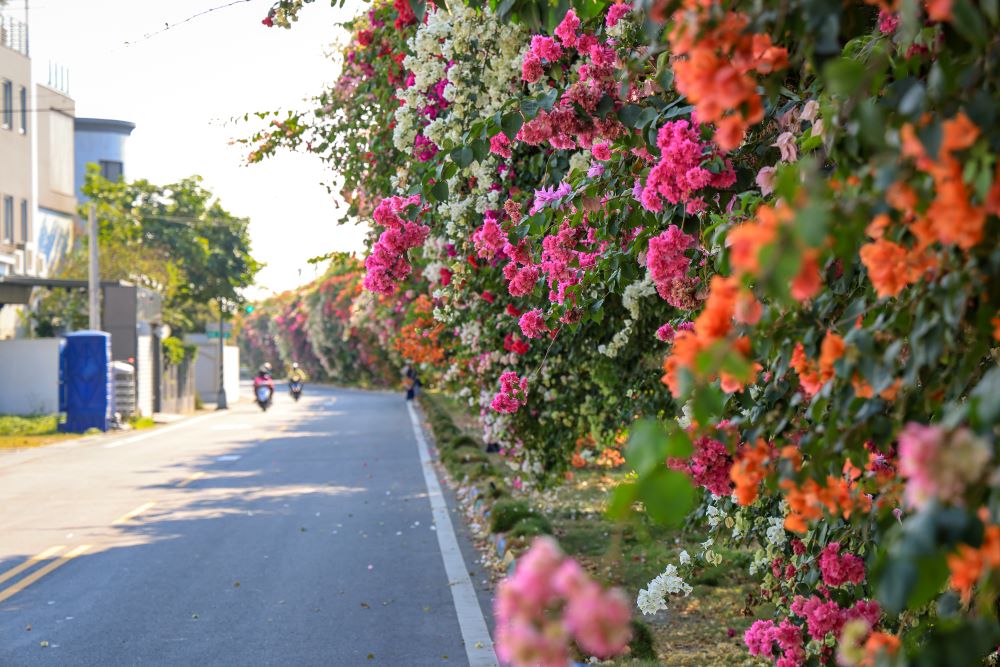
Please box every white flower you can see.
[636,564,692,615]
[765,516,787,546]
[679,550,691,565]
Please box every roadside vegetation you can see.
[419,391,754,666]
[0,415,76,449]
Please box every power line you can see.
[123,0,256,47]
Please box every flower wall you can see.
[249,0,1000,663]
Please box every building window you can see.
[99,160,123,182]
[19,86,26,133]
[20,199,28,242]
[2,196,13,243]
[1,81,11,129]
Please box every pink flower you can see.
[818,542,866,587]
[646,226,696,298]
[363,195,428,295]
[521,53,544,83]
[605,2,631,27]
[553,9,580,48]
[655,323,675,342]
[639,120,727,211]
[518,309,548,339]
[564,585,632,658]
[491,371,529,413]
[413,135,438,162]
[530,35,563,62]
[878,9,900,34]
[490,133,513,158]
[503,263,540,297]
[773,131,798,162]
[790,595,843,640]
[472,215,506,259]
[682,437,733,496]
[592,142,612,161]
[898,423,991,510]
[494,538,631,665]
[756,166,777,196]
[587,163,605,178]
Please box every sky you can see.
[11,0,367,298]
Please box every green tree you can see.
[29,168,261,335]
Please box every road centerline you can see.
[0,545,91,604]
[0,546,65,587]
[112,502,156,526]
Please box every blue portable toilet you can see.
[60,331,112,433]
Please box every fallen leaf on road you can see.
[360,602,370,609]
[25,625,31,632]
[474,642,484,649]
[191,614,199,619]
[234,581,241,588]
[367,653,374,660]
[39,641,48,648]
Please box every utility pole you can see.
[216,300,228,410]
[88,202,100,330]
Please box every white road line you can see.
[102,411,227,449]
[406,401,497,667]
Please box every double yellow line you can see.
[0,470,206,606]
[0,545,92,604]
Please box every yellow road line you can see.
[0,545,91,604]
[177,472,205,487]
[112,502,156,526]
[0,546,65,587]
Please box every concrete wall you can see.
[0,38,32,291]
[35,85,75,217]
[185,334,240,404]
[0,338,59,414]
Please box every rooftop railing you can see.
[0,14,29,57]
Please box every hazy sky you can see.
[12,0,367,297]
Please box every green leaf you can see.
[500,112,523,140]
[430,181,449,202]
[625,420,669,476]
[450,146,474,168]
[950,0,988,46]
[412,0,427,22]
[823,58,866,97]
[617,104,642,128]
[606,481,639,521]
[637,468,696,527]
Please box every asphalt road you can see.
[0,385,495,667]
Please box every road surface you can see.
[0,385,496,666]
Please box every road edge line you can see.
[406,401,498,667]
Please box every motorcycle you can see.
[289,380,303,402]
[254,378,274,411]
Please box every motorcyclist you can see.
[288,362,306,399]
[254,363,275,392]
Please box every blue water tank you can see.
[60,331,112,433]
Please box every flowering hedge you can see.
[248,0,1000,663]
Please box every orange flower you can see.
[791,343,823,396]
[731,439,771,505]
[790,250,822,301]
[782,471,870,533]
[948,544,983,604]
[993,315,1000,341]
[865,214,890,240]
[668,7,787,151]
[727,204,781,275]
[818,330,845,383]
[862,632,901,665]
[859,239,917,298]
[571,452,587,468]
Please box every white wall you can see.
[0,338,60,414]
[184,334,240,404]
